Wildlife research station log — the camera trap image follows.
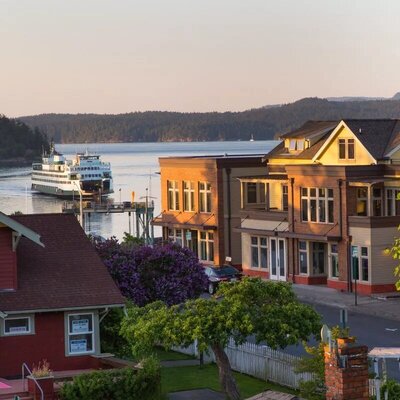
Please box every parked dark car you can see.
[204,265,242,294]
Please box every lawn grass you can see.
[153,347,195,361]
[161,364,297,399]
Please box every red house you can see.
[0,212,124,378]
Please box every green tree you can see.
[386,236,400,291]
[121,278,321,400]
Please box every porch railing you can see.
[22,362,44,400]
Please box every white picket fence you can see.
[173,338,315,389]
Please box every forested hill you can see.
[18,97,400,143]
[0,115,49,164]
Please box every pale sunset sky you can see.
[1,0,400,117]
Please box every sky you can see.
[1,0,400,117]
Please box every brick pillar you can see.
[324,338,369,400]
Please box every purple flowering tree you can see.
[94,238,208,306]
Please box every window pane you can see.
[206,192,212,212]
[302,188,308,197]
[310,188,316,197]
[348,139,355,159]
[299,241,307,250]
[247,183,257,203]
[339,139,346,159]
[69,314,93,334]
[251,246,258,268]
[361,258,369,281]
[299,250,308,274]
[328,200,334,223]
[260,247,267,269]
[209,241,214,261]
[302,199,308,221]
[270,240,276,275]
[69,333,93,353]
[318,188,325,197]
[318,199,326,222]
[331,254,339,278]
[328,189,334,198]
[310,199,317,221]
[260,237,267,246]
[251,236,258,245]
[5,318,29,334]
[200,241,207,260]
[260,183,266,204]
[361,247,368,257]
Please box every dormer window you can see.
[288,139,305,153]
[289,139,296,151]
[297,139,305,151]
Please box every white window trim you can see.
[183,181,195,212]
[168,228,183,246]
[338,138,355,161]
[250,236,268,270]
[299,241,308,275]
[199,182,212,213]
[199,230,214,263]
[351,245,370,283]
[3,315,34,336]
[66,312,95,356]
[301,188,334,224]
[328,243,339,280]
[385,188,400,216]
[167,180,180,211]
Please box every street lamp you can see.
[119,188,122,204]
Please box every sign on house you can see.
[71,319,89,333]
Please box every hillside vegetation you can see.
[18,97,400,143]
[0,115,49,164]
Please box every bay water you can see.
[0,141,277,239]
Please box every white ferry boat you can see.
[31,144,113,198]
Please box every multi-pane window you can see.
[167,180,180,211]
[386,188,400,216]
[312,242,326,275]
[299,241,308,274]
[199,231,214,262]
[356,188,368,216]
[351,246,369,282]
[199,182,212,213]
[301,188,334,223]
[250,237,268,269]
[183,181,195,212]
[4,317,31,335]
[168,228,183,246]
[372,188,382,216]
[339,138,355,160]
[67,313,94,355]
[330,244,339,278]
[282,185,288,211]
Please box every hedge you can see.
[59,358,161,400]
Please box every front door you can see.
[270,238,286,281]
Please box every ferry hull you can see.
[31,183,113,198]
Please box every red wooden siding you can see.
[0,228,17,290]
[0,312,100,377]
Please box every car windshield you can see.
[213,266,238,276]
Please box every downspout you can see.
[226,168,232,260]
[290,178,295,283]
[339,179,351,292]
[338,179,343,239]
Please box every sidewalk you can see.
[292,284,400,322]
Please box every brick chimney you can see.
[324,338,369,400]
[0,228,17,290]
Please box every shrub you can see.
[59,357,161,400]
[381,379,400,399]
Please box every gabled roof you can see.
[0,213,124,313]
[0,212,44,248]
[266,119,400,162]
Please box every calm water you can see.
[0,141,277,239]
